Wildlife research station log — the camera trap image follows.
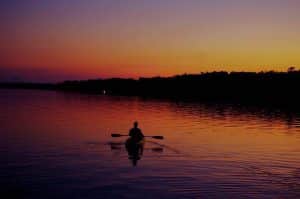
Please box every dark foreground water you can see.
[0,89,300,198]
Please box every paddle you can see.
[111,133,164,140]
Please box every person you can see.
[129,121,144,142]
[126,121,144,166]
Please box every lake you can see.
[1,89,300,198]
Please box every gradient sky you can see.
[1,0,300,82]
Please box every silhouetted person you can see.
[129,121,144,142]
[125,121,145,166]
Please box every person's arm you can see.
[139,129,144,137]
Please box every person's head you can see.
[133,121,138,128]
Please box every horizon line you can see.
[1,68,299,84]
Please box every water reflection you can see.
[109,140,164,166]
[58,91,300,130]
[170,100,300,130]
[1,89,300,198]
[125,138,144,166]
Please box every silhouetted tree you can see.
[288,66,296,73]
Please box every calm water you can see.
[1,89,300,198]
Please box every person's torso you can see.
[130,128,143,140]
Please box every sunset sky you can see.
[1,0,300,82]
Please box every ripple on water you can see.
[1,90,300,198]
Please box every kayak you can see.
[125,138,145,166]
[125,138,145,149]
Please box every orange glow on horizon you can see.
[1,1,300,81]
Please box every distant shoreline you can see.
[1,71,300,108]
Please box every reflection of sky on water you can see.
[0,89,300,198]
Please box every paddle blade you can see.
[151,136,164,140]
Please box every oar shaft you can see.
[111,133,164,139]
[111,134,128,137]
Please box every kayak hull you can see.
[125,138,145,149]
[125,138,145,166]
